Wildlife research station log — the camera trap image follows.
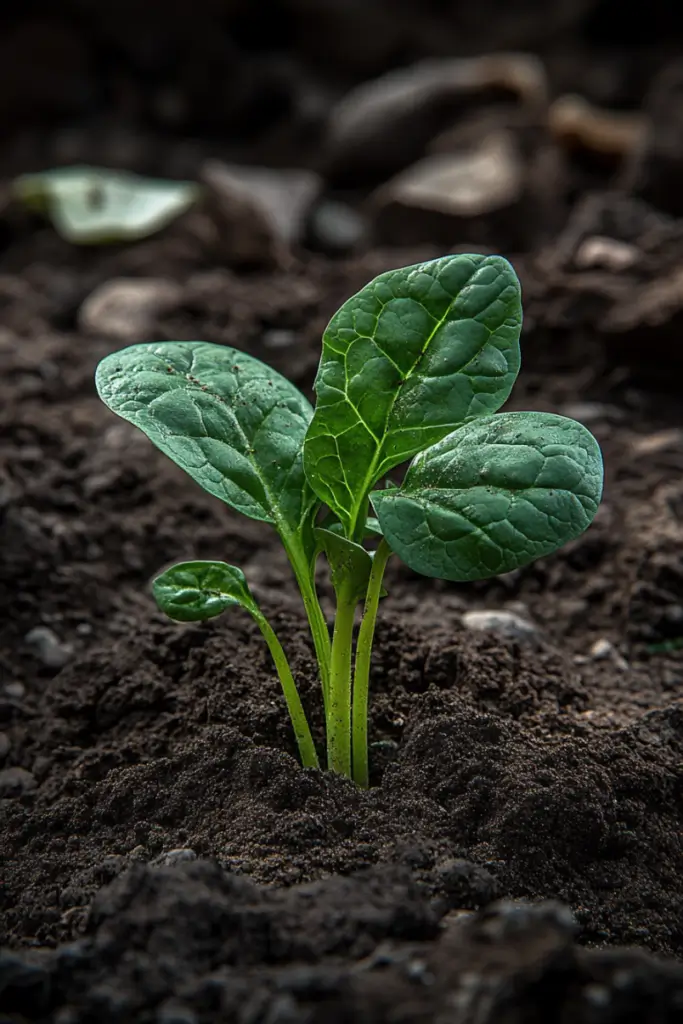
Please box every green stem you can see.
[253,612,319,770]
[352,538,392,788]
[283,538,331,708]
[326,583,357,776]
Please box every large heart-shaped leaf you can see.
[14,166,199,244]
[153,560,258,621]
[371,412,603,581]
[96,341,316,536]
[303,254,522,536]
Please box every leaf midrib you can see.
[161,351,315,537]
[342,263,484,534]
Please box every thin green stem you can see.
[283,538,331,709]
[326,583,357,776]
[253,612,319,770]
[352,538,392,788]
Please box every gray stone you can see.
[559,401,625,425]
[589,638,629,670]
[372,132,524,246]
[79,278,182,341]
[0,766,37,798]
[263,329,296,350]
[462,609,539,643]
[160,848,197,866]
[25,625,72,669]
[308,199,367,254]
[200,161,321,263]
[325,54,547,183]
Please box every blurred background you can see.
[1,0,683,383]
[1,0,683,262]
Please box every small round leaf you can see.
[152,560,258,622]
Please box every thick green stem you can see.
[253,612,319,770]
[352,538,392,788]
[326,583,357,776]
[283,538,331,708]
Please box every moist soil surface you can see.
[2,6,683,1024]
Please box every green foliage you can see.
[153,561,258,622]
[96,254,604,785]
[371,412,603,581]
[303,254,522,537]
[14,166,199,244]
[96,342,316,537]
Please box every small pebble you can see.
[309,199,367,253]
[263,329,296,349]
[590,637,615,660]
[4,681,25,698]
[24,626,72,669]
[559,402,624,425]
[0,766,37,798]
[589,638,629,670]
[161,848,198,866]
[462,609,539,643]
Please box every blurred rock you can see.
[325,54,548,184]
[24,626,73,670]
[0,766,37,798]
[206,162,320,246]
[559,402,625,425]
[631,429,683,457]
[79,279,183,341]
[550,94,644,162]
[307,199,367,254]
[574,235,639,271]
[371,132,525,248]
[623,62,683,216]
[462,610,539,643]
[184,161,321,267]
[159,849,198,866]
[588,638,629,670]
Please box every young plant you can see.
[95,254,603,786]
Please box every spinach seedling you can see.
[96,254,603,786]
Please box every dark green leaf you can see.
[96,341,317,537]
[315,528,373,602]
[304,254,522,536]
[371,412,603,581]
[153,560,258,622]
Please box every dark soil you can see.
[2,4,683,1023]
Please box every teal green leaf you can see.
[96,341,317,536]
[371,412,603,581]
[153,560,258,622]
[304,254,522,536]
[315,527,373,602]
[14,166,199,244]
